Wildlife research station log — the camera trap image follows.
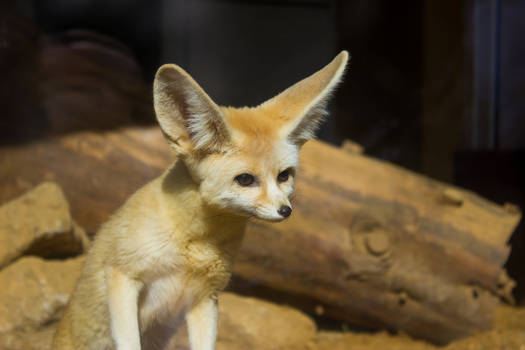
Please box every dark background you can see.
[10,0,525,302]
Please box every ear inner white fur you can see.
[262,51,349,146]
[153,64,232,154]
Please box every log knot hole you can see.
[349,213,392,257]
[365,231,390,256]
[343,213,394,280]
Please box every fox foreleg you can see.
[105,266,143,350]
[186,295,219,350]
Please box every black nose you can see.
[278,205,292,218]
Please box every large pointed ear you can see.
[263,51,349,146]
[153,64,232,155]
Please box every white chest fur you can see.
[138,272,188,330]
[137,239,234,331]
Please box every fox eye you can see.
[277,169,290,183]
[235,173,255,187]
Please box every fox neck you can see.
[159,159,248,245]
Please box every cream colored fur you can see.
[52,51,349,350]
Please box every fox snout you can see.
[251,174,295,222]
[261,204,292,222]
[254,195,293,222]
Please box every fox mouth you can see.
[250,214,289,223]
[261,215,289,223]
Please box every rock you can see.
[0,182,89,269]
[171,292,317,350]
[217,293,317,350]
[0,328,58,350]
[0,256,84,350]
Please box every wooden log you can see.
[0,128,520,344]
[233,140,520,344]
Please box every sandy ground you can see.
[309,303,525,350]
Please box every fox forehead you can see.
[235,139,298,175]
[219,106,299,169]
[221,106,288,140]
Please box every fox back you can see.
[53,51,349,350]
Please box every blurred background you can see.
[19,0,522,169]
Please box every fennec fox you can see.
[53,51,348,350]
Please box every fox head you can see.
[153,51,349,221]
